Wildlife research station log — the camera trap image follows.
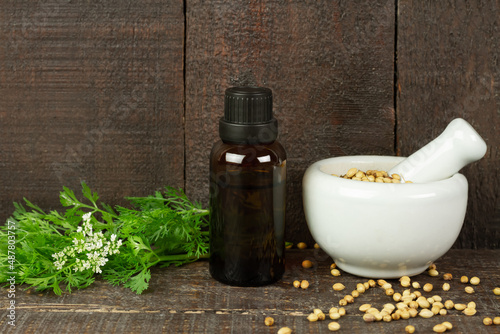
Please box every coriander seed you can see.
[433,324,447,333]
[423,283,433,292]
[264,317,274,326]
[465,286,475,294]
[277,327,292,334]
[297,242,307,249]
[405,325,415,333]
[460,275,468,283]
[293,280,300,288]
[328,322,340,331]
[470,276,480,285]
[331,269,341,276]
[443,273,453,280]
[483,317,493,326]
[302,260,313,269]
[300,280,309,289]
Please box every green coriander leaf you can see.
[124,268,151,294]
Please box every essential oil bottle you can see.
[209,86,286,286]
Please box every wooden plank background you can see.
[0,0,498,248]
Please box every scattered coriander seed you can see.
[423,283,433,292]
[329,307,338,314]
[470,276,480,285]
[401,278,411,288]
[359,304,372,312]
[412,281,421,289]
[419,309,434,318]
[439,309,447,315]
[331,269,341,276]
[338,299,347,306]
[454,303,466,311]
[302,260,313,269]
[297,242,307,249]
[442,321,453,330]
[493,317,500,325]
[293,280,301,288]
[363,313,376,322]
[483,317,493,326]
[443,273,453,280]
[463,307,477,316]
[264,317,274,326]
[344,295,354,303]
[338,307,346,316]
[433,324,447,333]
[460,275,469,283]
[351,290,360,298]
[328,322,340,332]
[277,327,292,334]
[429,263,437,270]
[368,279,377,288]
[315,310,326,321]
[442,283,450,291]
[314,243,320,249]
[405,325,415,333]
[428,269,439,277]
[465,286,475,294]
[300,280,309,289]
[307,313,319,322]
[329,312,341,320]
[444,300,454,310]
[332,283,345,291]
[467,301,476,309]
[356,283,366,293]
[494,287,500,295]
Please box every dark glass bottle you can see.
[209,87,286,286]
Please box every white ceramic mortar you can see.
[302,155,468,278]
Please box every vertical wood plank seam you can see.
[183,0,188,190]
[394,0,399,156]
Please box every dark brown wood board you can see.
[184,0,396,244]
[1,249,499,333]
[396,1,500,248]
[0,1,185,221]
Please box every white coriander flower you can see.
[52,212,123,273]
[82,212,92,222]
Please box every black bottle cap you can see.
[219,87,278,144]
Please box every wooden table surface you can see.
[1,248,499,333]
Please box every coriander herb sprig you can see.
[0,182,209,295]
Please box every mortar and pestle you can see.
[302,118,487,278]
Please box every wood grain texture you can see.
[185,0,396,244]
[0,1,185,222]
[1,249,499,333]
[396,0,500,248]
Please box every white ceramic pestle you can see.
[389,118,487,183]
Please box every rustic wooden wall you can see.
[0,1,185,217]
[0,0,498,248]
[397,0,500,248]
